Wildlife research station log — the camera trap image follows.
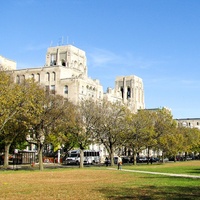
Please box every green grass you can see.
[121,160,200,175]
[0,161,200,199]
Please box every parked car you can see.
[150,157,160,162]
[122,156,130,163]
[137,157,148,163]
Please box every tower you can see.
[115,75,145,113]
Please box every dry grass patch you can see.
[0,169,126,200]
[0,166,200,200]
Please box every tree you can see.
[65,99,100,168]
[46,100,79,157]
[0,72,45,168]
[26,92,66,170]
[124,109,156,165]
[154,108,177,162]
[178,127,200,159]
[94,100,127,166]
[0,71,22,133]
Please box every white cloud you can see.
[87,47,164,70]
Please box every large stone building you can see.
[11,45,104,105]
[10,44,145,112]
[7,44,145,159]
[0,55,16,70]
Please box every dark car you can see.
[137,157,148,163]
[122,156,130,163]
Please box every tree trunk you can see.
[174,154,177,162]
[162,152,165,163]
[38,143,44,171]
[79,149,84,168]
[109,148,115,166]
[4,143,11,169]
[147,147,150,165]
[132,147,137,165]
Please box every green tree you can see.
[94,100,127,166]
[46,101,78,158]
[179,127,200,159]
[0,72,45,168]
[26,92,66,170]
[66,99,100,168]
[125,109,155,165]
[154,108,177,162]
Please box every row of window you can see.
[182,122,199,126]
[16,72,56,83]
[45,85,68,95]
[120,86,144,102]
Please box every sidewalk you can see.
[108,168,200,179]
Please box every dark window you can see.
[64,85,68,94]
[51,85,55,94]
[121,87,124,98]
[45,85,50,93]
[127,87,131,99]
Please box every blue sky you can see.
[1,0,200,119]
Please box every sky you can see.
[1,0,200,119]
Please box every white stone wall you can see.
[12,45,103,105]
[0,55,16,70]
[113,75,145,113]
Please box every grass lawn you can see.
[122,160,200,175]
[0,161,199,200]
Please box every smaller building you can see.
[176,118,200,129]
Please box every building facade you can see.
[176,118,200,129]
[11,45,104,104]
[10,44,145,112]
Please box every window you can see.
[16,75,20,84]
[60,53,66,66]
[82,86,84,94]
[45,85,50,93]
[64,85,68,94]
[46,72,50,82]
[36,73,40,82]
[197,122,199,126]
[127,87,131,99]
[50,85,55,94]
[52,72,56,81]
[121,87,124,98]
[50,54,57,65]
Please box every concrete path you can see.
[108,168,200,179]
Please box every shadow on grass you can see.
[97,185,200,200]
[190,168,200,174]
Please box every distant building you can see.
[0,55,16,70]
[176,118,200,129]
